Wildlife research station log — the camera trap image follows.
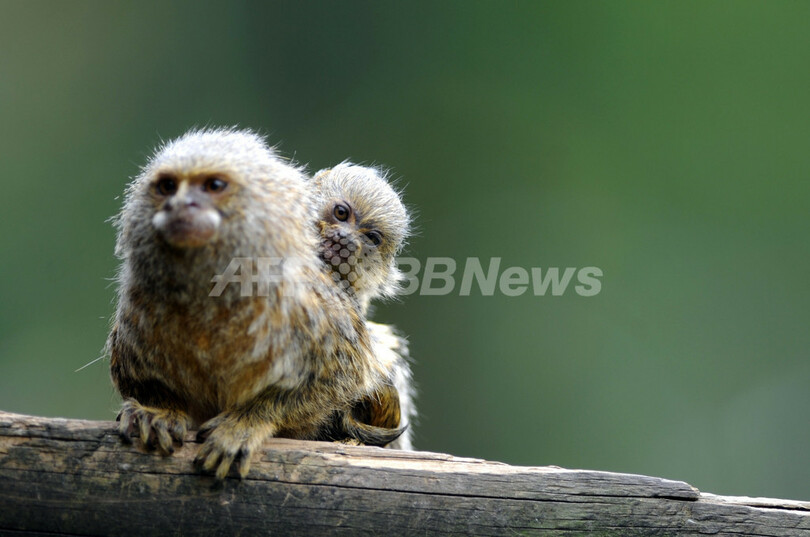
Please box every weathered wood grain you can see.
[0,411,807,536]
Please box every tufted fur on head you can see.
[311,162,411,312]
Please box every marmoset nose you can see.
[178,197,200,208]
[166,197,199,211]
[167,183,204,210]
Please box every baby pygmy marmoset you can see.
[108,128,389,479]
[311,163,416,450]
[313,163,410,312]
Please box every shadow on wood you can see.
[0,411,808,536]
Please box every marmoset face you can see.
[149,172,235,248]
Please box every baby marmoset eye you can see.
[364,230,383,246]
[333,203,351,222]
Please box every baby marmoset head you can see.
[311,163,410,312]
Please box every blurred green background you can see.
[1,1,808,500]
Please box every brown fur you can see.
[310,164,416,450]
[109,128,387,479]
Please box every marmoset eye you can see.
[333,203,351,222]
[155,175,178,196]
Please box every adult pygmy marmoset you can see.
[108,128,392,479]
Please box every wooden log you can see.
[0,410,807,536]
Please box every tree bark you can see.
[0,411,807,536]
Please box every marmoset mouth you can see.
[156,209,220,248]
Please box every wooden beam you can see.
[0,411,807,536]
